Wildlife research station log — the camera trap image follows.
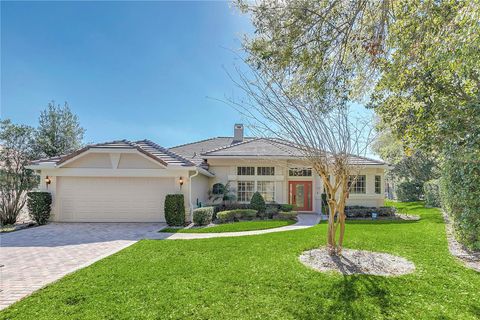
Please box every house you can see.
[27,124,387,222]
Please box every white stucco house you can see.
[27,124,387,222]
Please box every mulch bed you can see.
[299,248,416,276]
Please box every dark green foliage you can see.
[265,205,278,219]
[193,207,214,226]
[164,194,185,226]
[396,181,422,202]
[345,206,396,218]
[280,204,294,212]
[27,192,52,225]
[250,192,266,217]
[275,211,298,221]
[424,180,441,208]
[440,148,480,250]
[216,209,257,223]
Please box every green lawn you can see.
[1,202,479,319]
[161,219,295,233]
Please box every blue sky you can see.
[1,1,373,150]
[1,1,254,146]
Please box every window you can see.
[348,175,366,194]
[237,166,255,175]
[212,183,225,195]
[257,166,275,176]
[257,181,275,202]
[237,181,254,202]
[375,175,381,194]
[289,167,312,176]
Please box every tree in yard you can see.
[34,101,85,158]
[227,61,374,255]
[0,120,39,225]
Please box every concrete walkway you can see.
[0,222,163,310]
[151,213,321,240]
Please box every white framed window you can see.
[237,166,255,175]
[237,181,255,202]
[348,175,366,194]
[289,167,312,177]
[375,175,382,194]
[257,166,275,176]
[257,181,275,202]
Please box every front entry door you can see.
[288,181,313,211]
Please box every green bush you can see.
[193,207,214,226]
[265,205,279,219]
[275,211,298,221]
[27,191,52,225]
[216,209,258,223]
[280,204,294,212]
[440,149,480,250]
[345,206,396,218]
[396,181,423,202]
[164,194,185,226]
[250,192,266,217]
[424,179,441,207]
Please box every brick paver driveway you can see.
[0,222,164,310]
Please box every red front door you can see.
[288,181,313,211]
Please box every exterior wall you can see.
[205,158,385,212]
[62,153,111,168]
[117,153,161,169]
[190,173,209,208]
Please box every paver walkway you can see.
[152,213,321,240]
[0,223,163,310]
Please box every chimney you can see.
[233,123,244,142]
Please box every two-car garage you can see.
[56,177,177,222]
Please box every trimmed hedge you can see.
[344,206,396,218]
[396,181,423,202]
[275,211,298,221]
[424,179,441,207]
[193,207,214,226]
[280,204,294,212]
[27,191,52,225]
[165,194,185,226]
[250,192,266,217]
[216,209,258,223]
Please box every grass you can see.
[1,201,479,319]
[161,219,295,233]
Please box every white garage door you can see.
[57,177,176,222]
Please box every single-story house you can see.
[27,124,387,222]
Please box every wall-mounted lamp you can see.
[179,177,184,187]
[45,176,51,189]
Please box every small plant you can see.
[265,205,279,219]
[193,207,214,226]
[164,194,185,226]
[27,191,52,225]
[216,209,258,223]
[280,204,294,212]
[250,192,266,217]
[208,182,236,205]
[276,211,298,221]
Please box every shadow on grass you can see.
[346,220,419,225]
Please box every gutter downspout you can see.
[188,169,199,222]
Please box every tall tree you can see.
[34,101,85,158]
[0,120,39,225]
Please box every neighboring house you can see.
[27,124,387,222]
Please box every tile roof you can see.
[30,140,195,167]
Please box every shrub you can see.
[396,181,423,202]
[193,207,214,226]
[440,149,480,250]
[344,206,396,218]
[250,192,266,217]
[275,211,298,221]
[164,194,185,226]
[265,205,279,219]
[424,179,441,207]
[27,191,52,225]
[216,209,258,223]
[280,204,294,212]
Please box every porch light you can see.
[179,177,184,187]
[45,176,51,188]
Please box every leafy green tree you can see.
[34,101,85,157]
[0,120,39,225]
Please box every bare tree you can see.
[226,62,374,255]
